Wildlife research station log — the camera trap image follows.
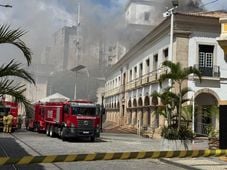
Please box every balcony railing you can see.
[194,64,220,78]
[104,86,120,97]
[125,67,167,91]
[104,67,168,97]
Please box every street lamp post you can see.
[71,65,86,99]
[162,1,178,87]
[70,65,90,99]
[163,0,178,62]
[84,68,90,99]
[192,92,195,134]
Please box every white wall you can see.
[125,2,156,26]
[188,32,227,100]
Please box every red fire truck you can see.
[28,102,45,132]
[29,100,101,141]
[0,101,19,131]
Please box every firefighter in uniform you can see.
[3,112,8,133]
[6,112,13,133]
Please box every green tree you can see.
[0,25,35,112]
[151,86,191,128]
[151,87,176,127]
[159,61,201,130]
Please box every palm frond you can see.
[0,80,32,113]
[0,25,31,65]
[184,66,202,82]
[0,60,35,84]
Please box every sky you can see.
[0,0,128,65]
[0,0,226,66]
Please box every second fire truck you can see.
[29,100,101,141]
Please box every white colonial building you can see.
[104,11,227,136]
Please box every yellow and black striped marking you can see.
[0,149,227,166]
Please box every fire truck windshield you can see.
[71,107,96,116]
[0,107,10,116]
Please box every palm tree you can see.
[151,86,191,128]
[151,87,176,127]
[0,25,32,65]
[159,61,201,130]
[0,25,35,112]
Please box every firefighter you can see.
[3,112,8,133]
[6,112,13,133]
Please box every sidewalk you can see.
[160,157,227,170]
[160,138,227,170]
[102,123,227,169]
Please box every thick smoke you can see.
[0,0,223,67]
[0,0,225,101]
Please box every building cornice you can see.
[107,12,227,78]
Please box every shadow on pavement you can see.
[0,136,45,170]
[66,136,107,143]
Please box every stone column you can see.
[150,110,156,128]
[159,115,165,128]
[112,111,115,122]
[115,111,119,124]
[131,109,137,126]
[137,109,143,128]
[110,111,113,122]
[143,108,149,128]
[126,109,132,125]
[108,111,111,121]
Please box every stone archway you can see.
[127,99,132,125]
[144,96,150,106]
[150,96,160,128]
[138,98,143,107]
[132,99,137,126]
[128,100,132,108]
[194,89,219,135]
[133,98,137,107]
[137,97,143,128]
[143,96,150,127]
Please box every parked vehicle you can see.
[28,102,45,132]
[0,101,19,131]
[29,100,101,141]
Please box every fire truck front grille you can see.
[78,120,94,129]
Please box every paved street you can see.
[0,129,226,170]
[0,129,185,170]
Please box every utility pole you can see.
[163,0,178,87]
[76,3,81,66]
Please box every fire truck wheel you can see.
[37,125,41,133]
[46,125,50,136]
[34,123,38,132]
[90,136,95,142]
[49,125,55,137]
[61,127,66,141]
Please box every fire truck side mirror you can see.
[63,105,69,113]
